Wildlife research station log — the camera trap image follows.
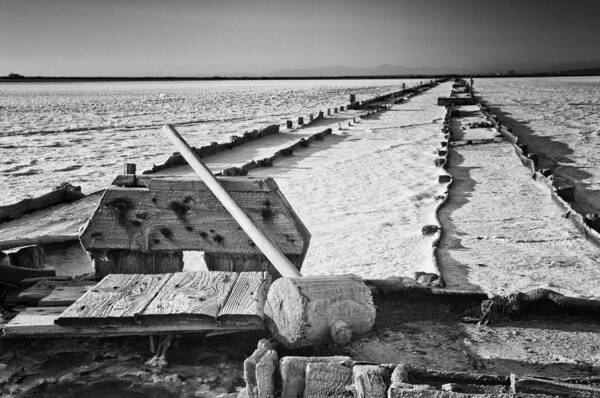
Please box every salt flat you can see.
[248,82,452,278]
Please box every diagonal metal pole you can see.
[162,124,302,277]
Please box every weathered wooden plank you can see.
[218,271,271,323]
[79,181,309,256]
[55,273,172,325]
[353,364,391,398]
[303,362,353,398]
[515,376,600,397]
[150,177,278,192]
[2,306,262,338]
[256,349,278,398]
[388,387,509,397]
[2,307,68,337]
[141,271,237,321]
[280,356,352,398]
[39,282,95,307]
[17,280,91,306]
[0,191,102,250]
[0,183,84,222]
[112,175,278,191]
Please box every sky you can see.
[1,0,599,76]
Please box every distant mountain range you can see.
[267,64,474,77]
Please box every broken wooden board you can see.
[39,282,95,307]
[17,280,94,307]
[141,271,238,321]
[51,271,272,332]
[0,192,102,250]
[0,185,84,223]
[217,271,271,323]
[55,273,172,325]
[79,177,310,259]
[2,306,261,338]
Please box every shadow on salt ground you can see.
[436,148,483,292]
[313,293,600,379]
[484,103,600,215]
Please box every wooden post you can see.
[304,362,353,398]
[162,125,302,278]
[256,350,278,398]
[124,163,136,175]
[244,339,273,398]
[353,365,391,398]
[280,356,351,398]
[264,275,375,347]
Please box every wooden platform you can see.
[3,271,271,338]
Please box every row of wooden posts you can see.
[286,96,356,130]
[287,81,433,129]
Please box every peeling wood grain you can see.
[56,273,172,325]
[141,271,237,321]
[218,271,271,323]
[79,180,309,256]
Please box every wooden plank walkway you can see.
[3,271,272,337]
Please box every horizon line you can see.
[3,69,600,82]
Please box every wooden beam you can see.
[264,275,375,348]
[79,179,309,257]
